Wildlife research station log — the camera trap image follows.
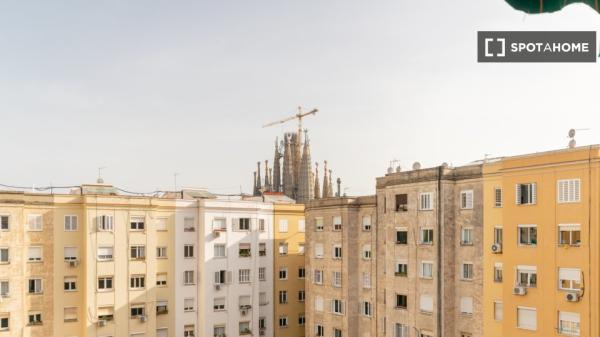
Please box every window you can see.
[516,266,537,288]
[97,215,113,231]
[298,243,305,255]
[184,244,194,258]
[559,268,582,291]
[213,326,225,337]
[98,276,113,291]
[298,218,306,232]
[0,215,9,231]
[395,294,407,309]
[517,307,537,330]
[315,243,324,258]
[214,270,229,284]
[130,275,145,289]
[213,218,226,231]
[279,267,288,280]
[332,271,342,287]
[315,296,324,311]
[27,214,43,231]
[214,244,226,258]
[419,295,433,313]
[396,229,408,244]
[279,219,288,233]
[494,263,503,282]
[331,299,344,314]
[184,271,195,285]
[259,218,266,231]
[0,248,8,263]
[259,267,266,281]
[157,328,168,337]
[460,190,474,209]
[259,292,268,305]
[333,245,342,259]
[130,304,145,318]
[185,298,195,311]
[494,301,503,321]
[494,226,503,245]
[460,297,473,315]
[64,277,77,291]
[315,324,325,337]
[420,228,434,244]
[420,261,433,279]
[494,187,503,207]
[130,245,146,260]
[64,215,77,231]
[362,245,371,260]
[462,263,473,280]
[64,307,77,322]
[98,246,113,261]
[333,216,342,231]
[28,312,42,325]
[213,297,225,311]
[419,193,433,210]
[395,194,408,212]
[516,183,537,205]
[299,267,306,279]
[362,301,372,316]
[279,291,288,304]
[130,217,145,230]
[298,313,305,326]
[278,316,288,328]
[238,269,250,283]
[559,311,580,336]
[0,280,8,297]
[298,290,305,302]
[238,243,251,257]
[27,246,42,262]
[0,315,7,331]
[157,246,167,258]
[239,321,251,335]
[395,261,408,277]
[558,179,581,203]
[259,243,267,256]
[559,224,581,246]
[97,306,114,321]
[313,270,323,284]
[395,324,409,337]
[362,216,372,230]
[279,243,288,256]
[240,295,251,309]
[315,217,324,231]
[235,218,251,231]
[156,301,168,314]
[363,273,371,288]
[334,329,342,337]
[64,247,77,261]
[518,225,537,246]
[461,227,473,245]
[156,273,167,287]
[184,217,195,232]
[28,278,42,294]
[156,217,167,231]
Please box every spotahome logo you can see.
[478,31,596,62]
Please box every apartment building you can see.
[375,164,483,337]
[272,202,306,337]
[483,146,600,337]
[305,196,377,337]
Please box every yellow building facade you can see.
[483,146,600,337]
[273,203,306,337]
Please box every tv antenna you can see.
[568,128,590,148]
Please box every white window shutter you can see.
[531,183,537,204]
[516,184,521,204]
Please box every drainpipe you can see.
[436,166,443,337]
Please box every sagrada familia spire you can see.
[252,129,341,203]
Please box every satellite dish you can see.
[396,165,402,173]
[412,162,421,170]
[441,162,449,168]
[387,166,393,174]
[568,129,576,138]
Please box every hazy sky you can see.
[1,1,599,195]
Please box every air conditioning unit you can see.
[566,292,581,302]
[213,230,220,237]
[97,319,107,327]
[241,309,247,316]
[139,315,148,322]
[69,260,79,267]
[215,284,221,290]
[491,243,502,254]
[513,287,527,296]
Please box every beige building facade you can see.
[304,196,377,337]
[375,164,483,337]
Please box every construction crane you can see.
[262,106,318,135]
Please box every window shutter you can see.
[516,184,521,204]
[467,191,473,209]
[531,183,537,204]
[517,307,537,330]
